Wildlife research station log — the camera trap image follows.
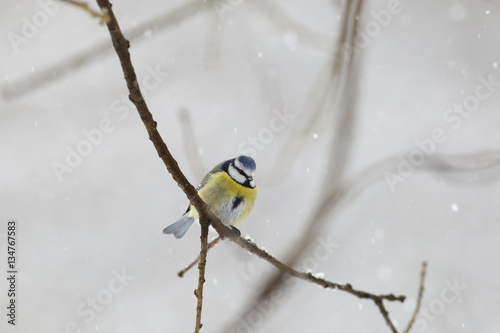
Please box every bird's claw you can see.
[230,226,241,238]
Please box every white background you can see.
[1,0,499,332]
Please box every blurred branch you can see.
[269,0,356,182]
[178,109,206,181]
[1,0,207,101]
[344,149,500,206]
[343,148,500,200]
[404,262,428,333]
[201,8,223,70]
[61,0,110,24]
[419,149,500,184]
[248,0,331,51]
[265,59,335,184]
[228,0,365,330]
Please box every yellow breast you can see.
[188,171,257,226]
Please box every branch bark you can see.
[194,218,210,332]
[404,262,428,333]
[178,237,221,278]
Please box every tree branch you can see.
[404,262,428,333]
[194,217,210,333]
[178,237,221,278]
[375,298,399,333]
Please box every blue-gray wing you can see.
[197,162,223,190]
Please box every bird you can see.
[163,155,257,238]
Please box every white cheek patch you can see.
[228,164,246,184]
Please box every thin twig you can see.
[374,299,398,333]
[404,262,428,333]
[178,237,221,277]
[194,217,210,333]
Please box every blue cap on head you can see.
[236,155,256,171]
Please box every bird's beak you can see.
[248,176,253,181]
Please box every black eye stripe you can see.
[234,165,247,178]
[230,163,255,188]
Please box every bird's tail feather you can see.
[163,215,195,238]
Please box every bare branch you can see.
[178,237,221,278]
[194,217,210,333]
[404,262,428,333]
[374,299,399,333]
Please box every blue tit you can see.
[163,155,257,238]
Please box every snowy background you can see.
[1,0,500,332]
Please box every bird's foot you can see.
[230,226,241,238]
